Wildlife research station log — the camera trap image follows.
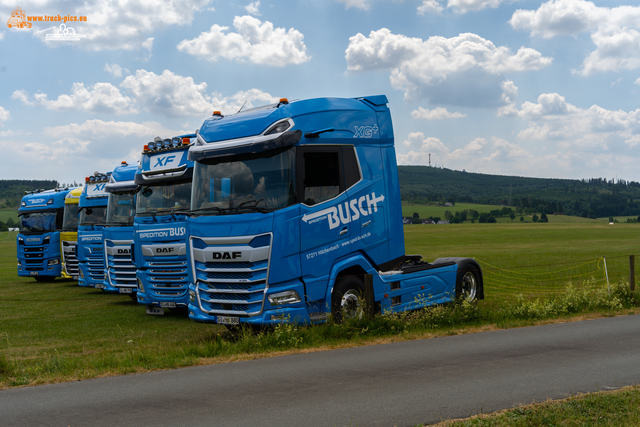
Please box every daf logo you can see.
[211,252,241,260]
[117,248,130,254]
[156,247,175,254]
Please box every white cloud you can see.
[497,80,519,117]
[139,37,154,62]
[11,83,137,115]
[510,0,640,75]
[120,69,278,117]
[336,0,373,10]
[447,0,506,13]
[177,15,310,66]
[636,77,640,85]
[245,1,261,15]
[11,0,213,51]
[104,63,129,78]
[411,107,467,120]
[345,29,552,106]
[43,120,176,140]
[510,92,640,148]
[0,32,4,41]
[0,106,9,126]
[417,1,443,15]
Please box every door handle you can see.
[362,220,371,227]
[339,227,348,236]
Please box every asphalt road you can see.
[3,315,640,427]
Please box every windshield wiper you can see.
[233,199,270,213]
[189,206,227,215]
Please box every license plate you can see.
[160,302,176,308]
[94,283,104,289]
[146,306,164,315]
[73,276,78,280]
[216,316,239,325]
[29,271,38,276]
[119,288,132,294]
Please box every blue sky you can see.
[1,0,639,185]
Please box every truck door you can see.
[299,146,352,302]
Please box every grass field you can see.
[0,208,19,224]
[1,222,639,388]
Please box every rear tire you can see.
[331,277,366,323]
[456,265,479,303]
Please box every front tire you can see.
[331,277,367,323]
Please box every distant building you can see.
[437,220,450,224]
[444,202,453,207]
[402,217,413,224]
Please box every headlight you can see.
[18,237,24,245]
[137,277,145,293]
[43,236,50,244]
[48,259,59,266]
[79,269,84,278]
[268,290,301,306]
[189,290,196,302]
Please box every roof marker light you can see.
[279,98,288,104]
[121,161,127,165]
[213,110,222,117]
[182,137,190,145]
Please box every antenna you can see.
[237,101,247,114]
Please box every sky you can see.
[1,0,639,185]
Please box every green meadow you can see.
[1,219,639,388]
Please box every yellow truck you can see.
[60,187,82,279]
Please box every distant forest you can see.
[398,166,640,218]
[0,180,59,209]
[3,169,640,219]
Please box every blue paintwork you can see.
[186,96,479,326]
[102,163,138,294]
[77,175,110,288]
[17,188,71,279]
[133,135,195,311]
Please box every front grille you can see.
[147,261,188,297]
[193,234,271,317]
[22,245,45,270]
[86,253,105,282]
[62,243,78,276]
[105,240,136,289]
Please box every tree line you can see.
[399,166,640,218]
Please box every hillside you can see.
[0,180,59,209]
[398,166,640,218]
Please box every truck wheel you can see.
[456,265,478,303]
[331,277,366,323]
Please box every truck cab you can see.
[17,187,71,281]
[133,135,195,314]
[186,96,483,327]
[103,162,138,294]
[77,173,110,288]
[60,187,82,280]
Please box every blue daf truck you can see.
[17,187,72,281]
[77,173,110,288]
[103,162,138,295]
[186,96,483,326]
[134,135,195,315]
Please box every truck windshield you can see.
[79,206,107,226]
[106,192,136,226]
[136,182,191,216]
[19,211,57,234]
[62,204,79,231]
[191,147,296,215]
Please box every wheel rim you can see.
[340,289,363,319]
[461,271,477,302]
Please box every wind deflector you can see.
[189,129,302,161]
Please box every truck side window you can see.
[342,147,361,189]
[303,151,340,206]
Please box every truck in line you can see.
[103,162,138,295]
[185,96,483,327]
[133,135,195,315]
[17,187,72,281]
[60,187,82,280]
[77,173,110,288]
